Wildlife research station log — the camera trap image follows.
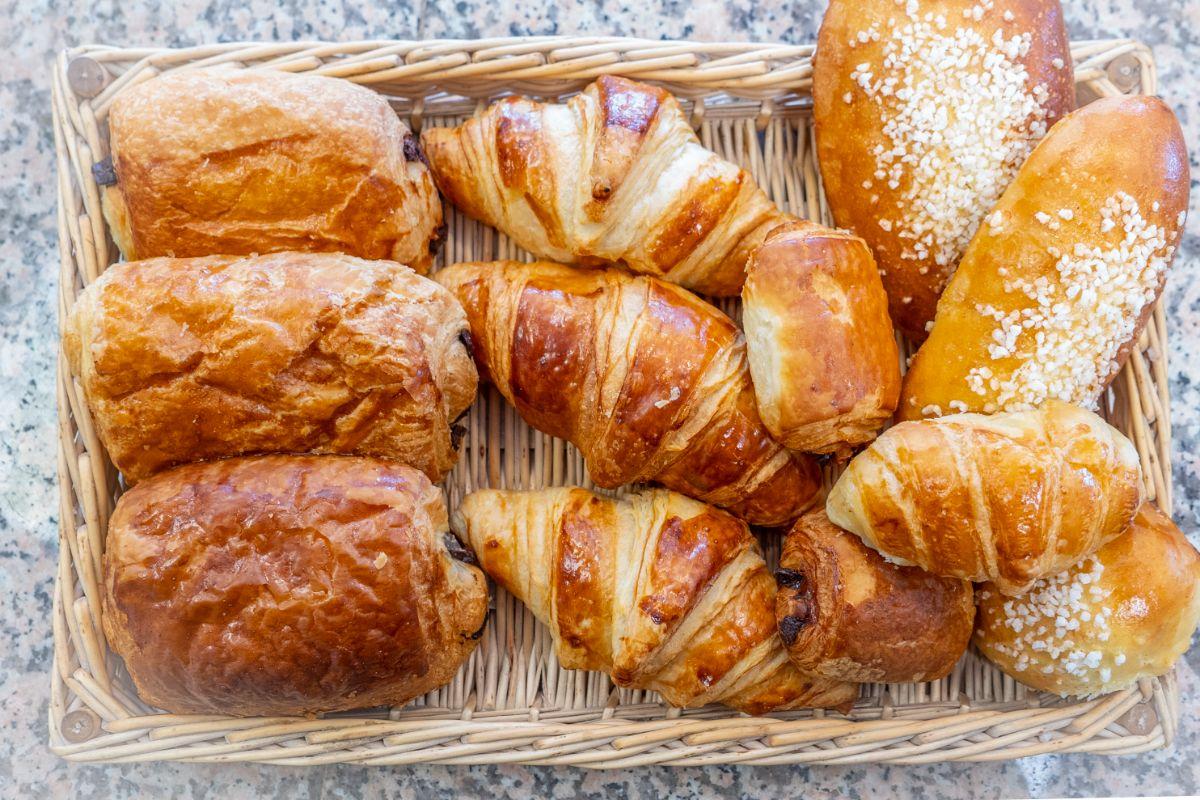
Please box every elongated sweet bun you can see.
[975,502,1200,697]
[102,455,489,717]
[814,0,1074,339]
[899,95,1188,420]
[103,68,443,272]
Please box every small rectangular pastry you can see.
[899,95,1188,420]
[103,68,444,272]
[975,502,1200,697]
[451,486,858,715]
[64,252,477,483]
[421,76,789,296]
[775,509,974,684]
[814,0,1074,339]
[102,455,489,717]
[826,400,1143,595]
[435,260,821,527]
[742,220,900,457]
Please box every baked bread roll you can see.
[64,252,476,483]
[775,509,974,684]
[826,400,1143,595]
[421,76,789,296]
[742,220,900,457]
[899,95,1188,419]
[814,0,1074,340]
[103,68,443,272]
[452,486,858,714]
[975,502,1200,697]
[102,455,489,716]
[436,260,821,526]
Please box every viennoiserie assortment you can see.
[68,0,1196,720]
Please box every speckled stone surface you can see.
[2,1,1198,797]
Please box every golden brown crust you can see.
[63,252,477,483]
[421,76,789,297]
[436,260,822,527]
[102,456,489,717]
[899,95,1189,420]
[826,400,1143,594]
[742,221,900,456]
[814,0,1074,339]
[975,502,1200,697]
[103,68,443,272]
[452,487,858,714]
[775,509,974,684]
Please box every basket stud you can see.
[1106,53,1142,92]
[1117,701,1159,736]
[61,708,101,743]
[67,56,110,98]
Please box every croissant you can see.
[451,487,858,714]
[826,400,1143,595]
[899,95,1189,420]
[775,509,974,684]
[421,76,789,296]
[813,0,1074,339]
[436,260,822,526]
[975,502,1200,698]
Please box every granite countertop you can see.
[3,1,1198,797]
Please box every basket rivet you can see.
[61,708,101,743]
[1106,53,1141,92]
[67,57,111,98]
[1116,701,1158,736]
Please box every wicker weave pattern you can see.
[50,37,1177,766]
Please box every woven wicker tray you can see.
[50,36,1178,766]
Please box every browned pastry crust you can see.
[775,509,974,684]
[452,487,858,715]
[63,252,477,483]
[102,455,489,717]
[420,75,790,297]
[899,95,1189,420]
[436,260,822,527]
[975,502,1200,697]
[826,400,1143,595]
[814,0,1074,340]
[103,68,443,272]
[742,220,900,457]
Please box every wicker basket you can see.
[50,36,1178,766]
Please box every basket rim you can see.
[47,34,1179,767]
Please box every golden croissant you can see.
[436,259,822,526]
[452,486,858,714]
[826,400,1143,595]
[421,76,790,296]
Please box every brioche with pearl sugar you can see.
[826,400,1143,595]
[975,502,1200,697]
[813,0,1074,340]
[899,94,1188,420]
